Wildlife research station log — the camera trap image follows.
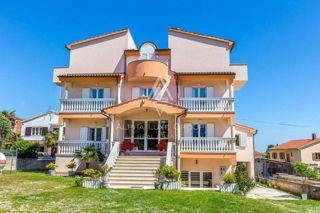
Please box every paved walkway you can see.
[246,185,300,200]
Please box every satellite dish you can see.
[0,152,6,170]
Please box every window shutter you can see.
[132,87,140,99]
[184,87,192,98]
[312,153,316,161]
[80,127,88,141]
[42,127,48,136]
[206,87,214,98]
[101,127,106,142]
[104,88,110,98]
[240,133,247,147]
[183,123,192,137]
[82,88,90,98]
[25,127,32,136]
[206,123,214,137]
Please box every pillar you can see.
[109,115,114,153]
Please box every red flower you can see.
[121,141,135,151]
[156,140,167,151]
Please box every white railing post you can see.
[166,142,173,166]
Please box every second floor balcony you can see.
[60,98,116,113]
[178,98,234,112]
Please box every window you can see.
[140,43,156,60]
[192,88,206,98]
[291,152,293,157]
[315,153,320,160]
[272,153,277,159]
[181,171,213,188]
[235,134,240,146]
[141,88,153,98]
[279,152,285,159]
[91,89,104,99]
[88,128,102,141]
[192,124,206,137]
[31,127,42,136]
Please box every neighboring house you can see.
[269,133,320,168]
[12,116,24,135]
[53,28,255,188]
[254,150,265,159]
[21,111,59,153]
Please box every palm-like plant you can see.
[44,130,58,157]
[1,110,16,129]
[72,145,104,169]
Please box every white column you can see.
[109,115,114,153]
[176,116,181,171]
[229,80,235,111]
[58,124,64,141]
[60,82,66,112]
[117,77,123,104]
[231,124,236,152]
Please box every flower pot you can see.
[162,181,181,190]
[154,182,161,189]
[301,193,308,200]
[82,179,101,189]
[219,183,239,193]
[101,176,110,188]
[48,170,55,176]
[68,171,74,177]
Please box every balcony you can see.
[60,98,116,113]
[127,60,168,82]
[180,137,235,153]
[178,98,234,112]
[57,140,109,155]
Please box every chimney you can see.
[312,133,316,140]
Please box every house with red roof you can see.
[269,133,320,168]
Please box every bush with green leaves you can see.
[223,172,236,183]
[292,162,319,193]
[82,168,102,180]
[66,162,77,171]
[46,162,59,170]
[11,140,40,158]
[72,145,104,169]
[74,177,84,187]
[153,164,180,182]
[99,164,112,176]
[234,163,255,195]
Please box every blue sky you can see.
[1,1,320,151]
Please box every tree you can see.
[72,145,104,169]
[1,110,16,129]
[292,162,319,194]
[44,130,58,157]
[265,144,274,159]
[0,114,11,148]
[4,132,21,145]
[234,163,255,195]
[11,140,40,158]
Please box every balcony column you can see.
[229,80,235,111]
[176,115,181,171]
[60,82,66,111]
[231,124,236,152]
[58,122,64,141]
[117,77,123,104]
[109,115,114,153]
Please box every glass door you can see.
[134,121,145,150]
[147,121,158,150]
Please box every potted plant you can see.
[156,140,167,151]
[82,168,102,189]
[120,141,135,151]
[292,162,319,200]
[162,165,181,190]
[66,162,77,177]
[72,145,104,169]
[99,164,112,188]
[46,162,58,176]
[220,172,239,193]
[153,164,165,189]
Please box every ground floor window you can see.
[272,153,277,159]
[181,171,213,188]
[279,152,285,160]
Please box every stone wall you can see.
[16,159,54,171]
[267,174,320,200]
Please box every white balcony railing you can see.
[178,98,234,112]
[180,137,235,152]
[60,98,116,112]
[57,140,109,155]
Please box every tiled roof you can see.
[174,72,235,76]
[270,139,317,150]
[168,27,235,51]
[58,73,124,77]
[66,28,128,50]
[255,151,265,156]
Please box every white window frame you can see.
[140,88,154,98]
[191,124,206,138]
[31,127,42,136]
[139,43,156,60]
[181,170,213,188]
[192,87,206,98]
[87,127,103,141]
[90,88,104,99]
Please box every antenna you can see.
[44,106,54,111]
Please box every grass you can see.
[0,172,320,212]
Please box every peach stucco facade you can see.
[52,28,255,186]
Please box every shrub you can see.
[163,165,180,181]
[292,162,319,193]
[74,177,84,187]
[234,163,255,195]
[66,162,77,170]
[11,140,39,158]
[223,172,236,183]
[82,168,102,180]
[153,164,165,182]
[46,162,59,170]
[99,164,112,176]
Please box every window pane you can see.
[96,128,102,141]
[147,121,158,138]
[148,88,153,98]
[98,89,104,99]
[203,172,213,188]
[141,88,147,96]
[124,120,132,138]
[193,124,198,137]
[91,89,97,98]
[191,172,200,188]
[235,135,240,146]
[160,120,168,138]
[32,128,35,135]
[192,88,198,98]
[200,124,206,137]
[134,121,145,138]
[181,171,189,187]
[200,88,206,98]
[89,128,95,141]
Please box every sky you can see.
[1,1,320,152]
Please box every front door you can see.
[286,153,290,162]
[219,166,226,181]
[124,120,168,151]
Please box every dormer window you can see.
[140,42,156,60]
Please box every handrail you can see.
[105,141,120,168]
[179,97,234,100]
[165,142,173,166]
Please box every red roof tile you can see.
[270,139,316,150]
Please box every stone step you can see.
[110,172,153,177]
[110,170,152,174]
[115,160,160,164]
[109,176,155,181]
[110,181,155,187]
[113,164,159,168]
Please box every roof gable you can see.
[270,139,320,150]
[22,111,59,123]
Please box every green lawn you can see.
[0,172,319,213]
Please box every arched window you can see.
[140,43,156,60]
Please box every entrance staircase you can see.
[108,156,162,188]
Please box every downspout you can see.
[175,109,188,170]
[252,129,258,180]
[101,109,113,154]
